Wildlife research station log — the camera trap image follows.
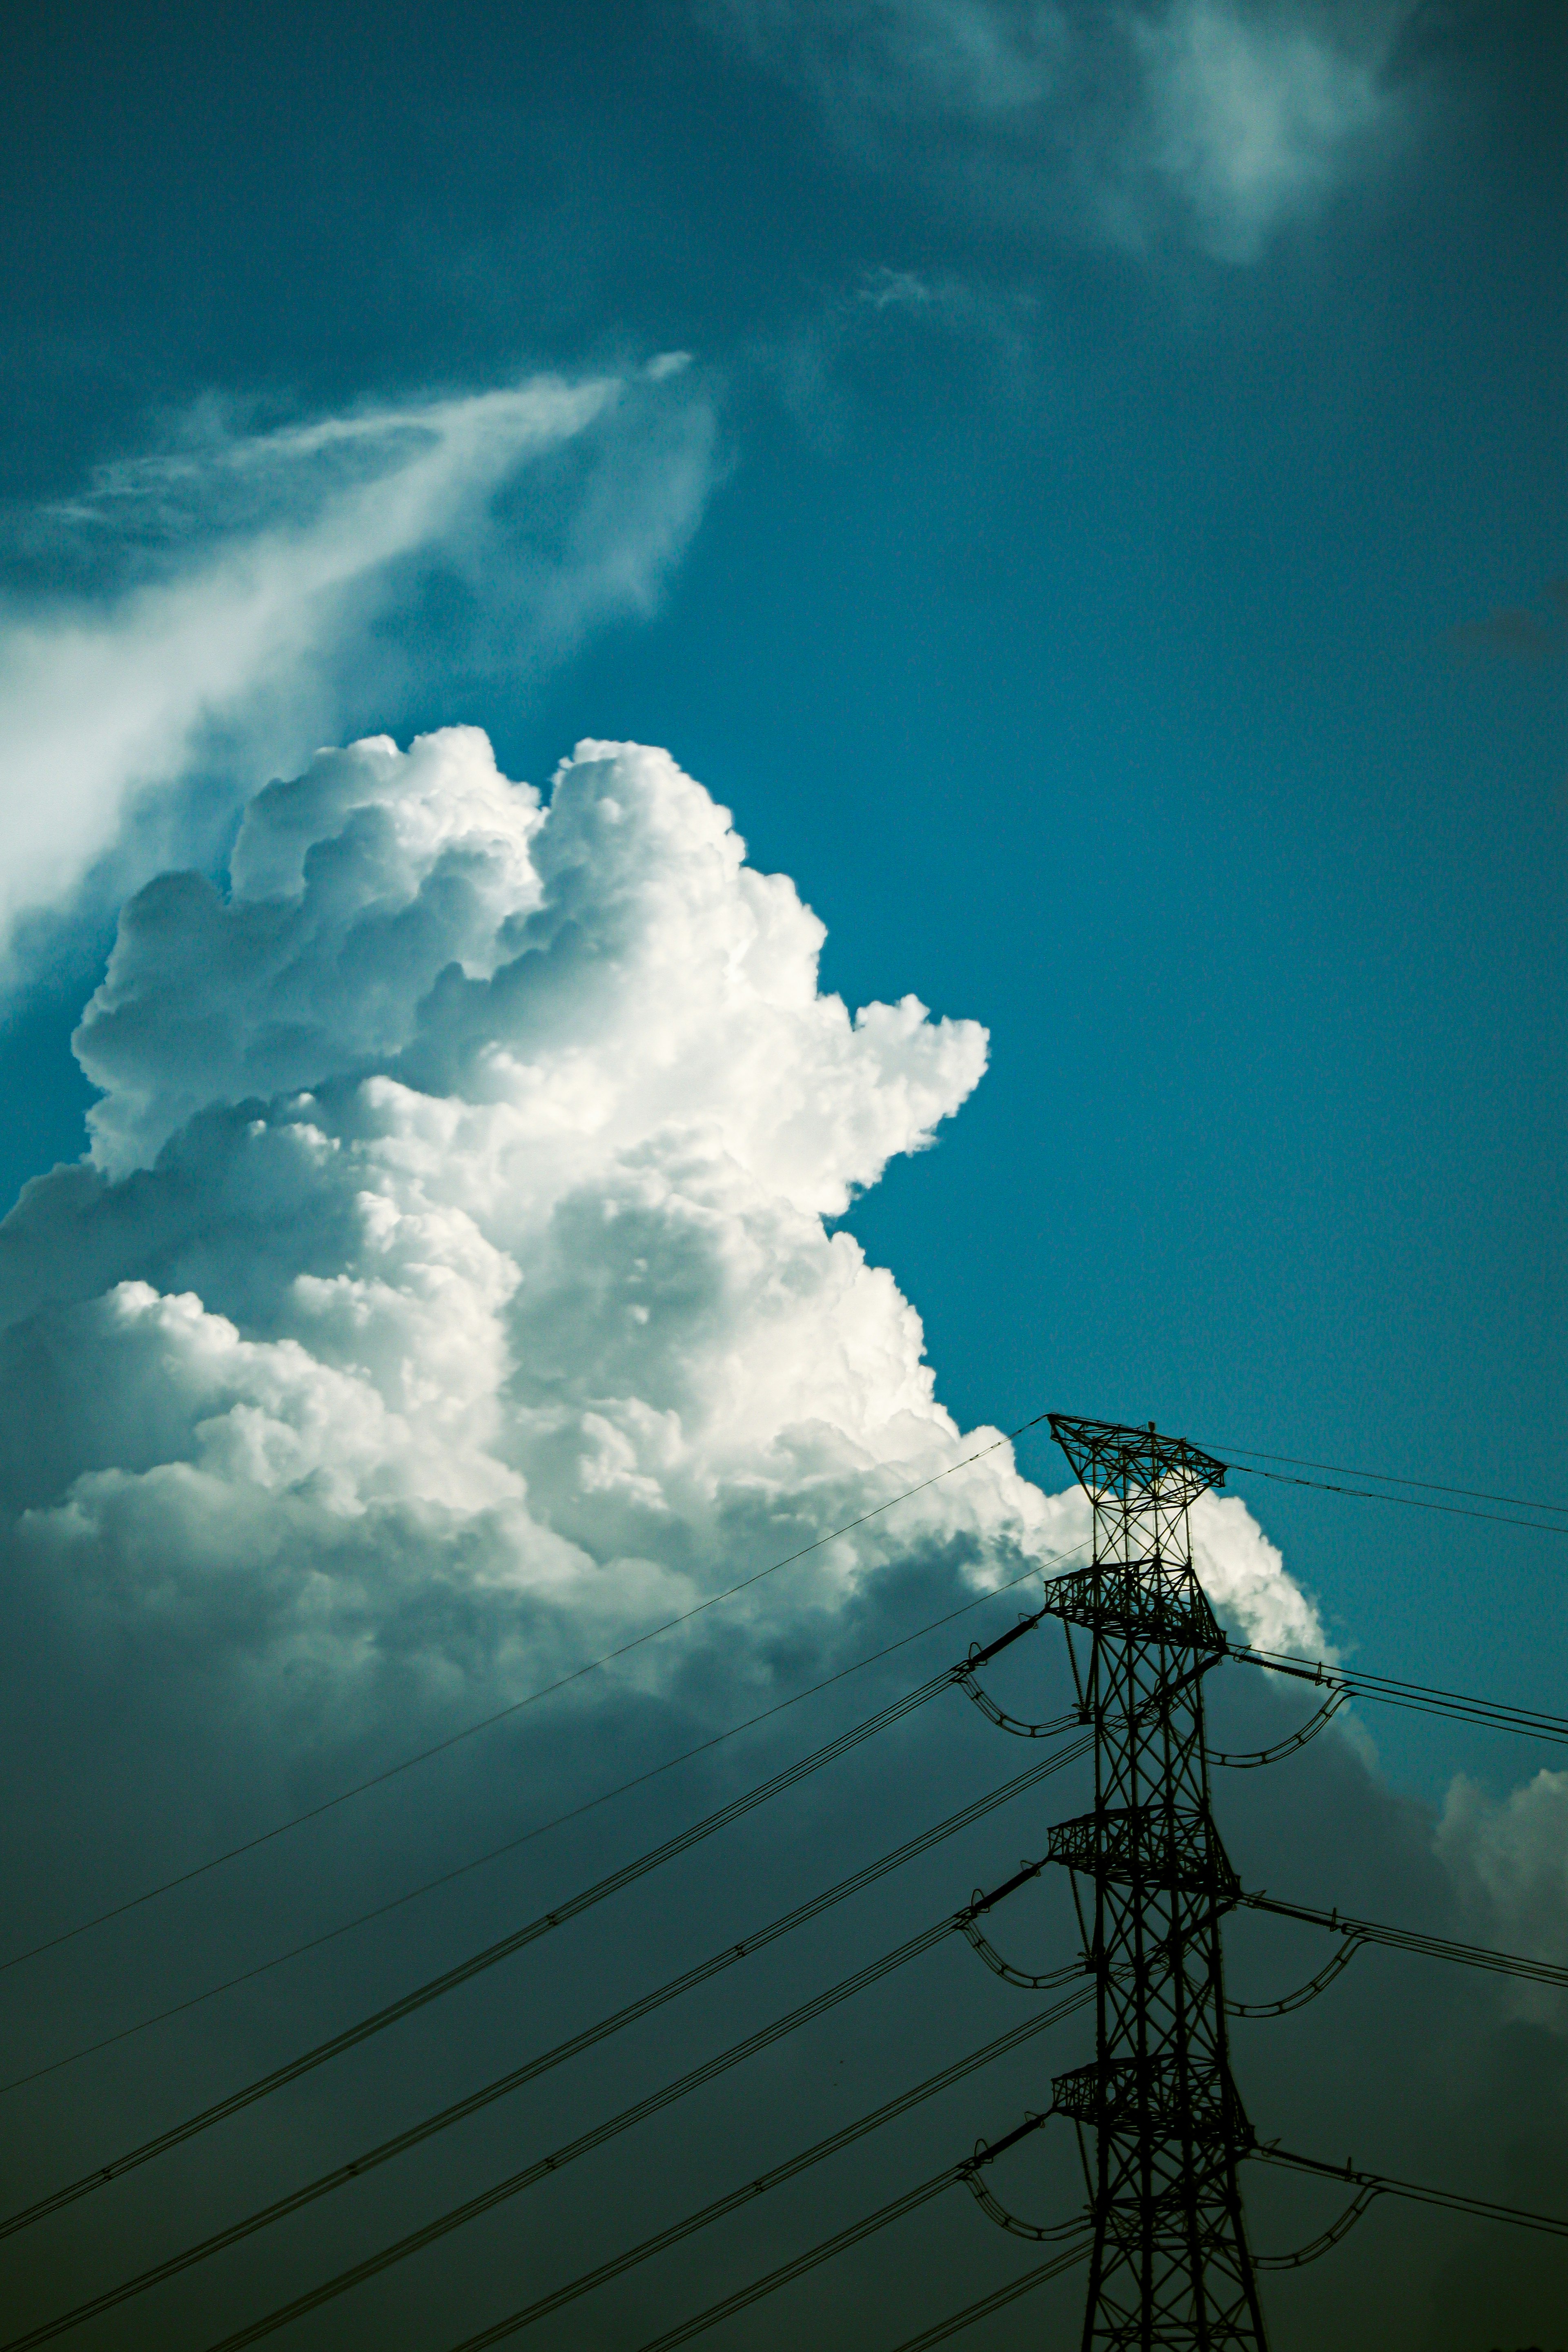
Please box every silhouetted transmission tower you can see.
[1043,1414,1269,2351]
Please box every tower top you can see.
[1049,1413,1227,1508]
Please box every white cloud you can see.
[0,728,1319,1729]
[709,0,1412,261]
[859,267,942,311]
[0,366,716,984]
[1436,1768,1568,2031]
[851,0,1068,113]
[717,0,1068,116]
[1189,1489,1327,1655]
[1121,0,1394,261]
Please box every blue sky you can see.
[3,0,1561,1780]
[0,7,1564,2347]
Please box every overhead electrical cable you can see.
[1252,2181,1383,2270]
[1212,1459,1566,1537]
[1227,1645,1568,1747]
[11,1412,1563,1978]
[1200,1440,1568,1520]
[2,1926,1003,2352]
[1236,1891,1568,1997]
[628,2173,984,2352]
[0,1644,1080,2243]
[14,1601,1565,2111]
[0,1552,1084,2096]
[2,1748,1091,2341]
[1,1410,1060,1976]
[865,2243,1094,2352]
[627,2167,1090,2352]
[1253,2147,1568,2241]
[32,1608,1553,2119]
[1226,1938,1363,2020]
[200,1998,1093,2352]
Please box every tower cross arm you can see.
[1048,1413,1228,1507]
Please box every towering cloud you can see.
[0,729,1318,1737]
[1,737,1562,2352]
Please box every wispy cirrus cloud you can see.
[0,362,715,982]
[708,0,1417,262]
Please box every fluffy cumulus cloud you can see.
[0,728,1319,1733]
[710,0,1413,261]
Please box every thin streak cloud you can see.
[0,366,717,983]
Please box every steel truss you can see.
[1043,1414,1269,2351]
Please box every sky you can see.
[0,3,1563,2349]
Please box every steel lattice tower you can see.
[1043,1415,1269,2351]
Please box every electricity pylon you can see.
[1043,1414,1269,2351]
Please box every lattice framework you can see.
[1043,1414,1269,2352]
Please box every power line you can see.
[867,2243,1093,2352]
[2,1410,1057,1976]
[2,1744,1091,2339]
[2,1658,1030,2241]
[0,1550,1083,2092]
[630,2177,976,2352]
[4,1931,947,2352]
[25,1401,1562,2351]
[18,1599,1564,2117]
[1229,1644,1568,1746]
[1254,2146,1568,2241]
[22,1590,1548,2122]
[629,2152,1086,2352]
[10,1408,1563,1982]
[1201,1440,1568,1520]
[11,1408,1562,1987]
[599,1966,1568,2352]
[1215,1459,1566,1536]
[1237,1891,1568,1998]
[203,1998,1092,2352]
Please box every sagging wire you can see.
[1226,1937,1365,2019]
[1,1609,1081,2243]
[956,1609,1079,1739]
[961,2111,1087,2243]
[1252,2145,1568,2245]
[1198,1437,1568,1521]
[1239,1893,1568,1997]
[1207,1686,1351,1770]
[0,1556,1087,2104]
[363,2001,1098,2352]
[963,1925,1084,1994]
[1252,2183,1383,2269]
[1212,1453,1568,1538]
[2,1408,1071,1977]
[630,2172,964,2352]
[9,1753,1096,2352]
[1227,1645,1568,1748]
[955,1855,1086,1992]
